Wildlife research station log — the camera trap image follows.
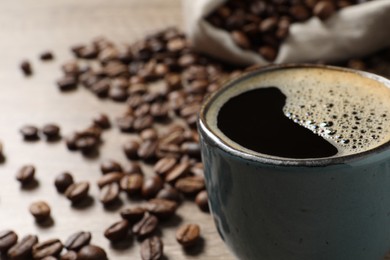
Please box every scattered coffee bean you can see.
[120,174,143,195]
[104,220,129,242]
[65,181,90,203]
[156,186,181,203]
[140,128,158,141]
[154,157,177,177]
[54,172,74,193]
[120,206,147,223]
[8,234,38,259]
[165,162,190,184]
[142,175,163,199]
[61,250,78,260]
[123,161,143,175]
[20,125,39,140]
[32,238,63,259]
[0,230,18,253]
[99,182,120,206]
[57,76,78,91]
[16,165,35,185]
[93,113,110,129]
[137,140,158,161]
[144,198,178,220]
[132,212,159,238]
[40,51,54,61]
[140,236,163,260]
[97,172,124,188]
[77,245,108,260]
[123,140,140,160]
[64,231,91,251]
[42,123,61,139]
[175,176,205,195]
[176,224,200,247]
[100,159,123,174]
[20,60,32,75]
[195,190,209,212]
[29,201,51,222]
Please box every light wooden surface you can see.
[0,0,234,259]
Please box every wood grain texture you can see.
[0,0,233,259]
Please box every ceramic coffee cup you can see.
[198,64,390,260]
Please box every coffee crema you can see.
[206,67,390,159]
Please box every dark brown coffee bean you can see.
[144,198,178,219]
[138,140,158,161]
[175,176,205,195]
[90,79,110,98]
[93,114,110,129]
[156,186,181,203]
[127,94,145,109]
[132,212,159,238]
[0,230,18,253]
[259,46,277,62]
[120,206,147,223]
[109,87,128,102]
[156,143,181,159]
[176,224,200,247]
[100,159,122,174]
[290,5,310,21]
[123,161,143,175]
[133,115,154,132]
[154,157,177,177]
[75,136,98,153]
[29,201,51,222]
[120,174,143,195]
[65,133,79,151]
[77,245,108,260]
[104,220,129,242]
[117,115,135,132]
[65,181,90,203]
[54,172,74,193]
[150,102,169,120]
[57,76,78,91]
[20,60,32,75]
[140,128,158,141]
[62,61,79,76]
[195,190,209,212]
[165,73,181,90]
[97,172,124,188]
[64,231,91,251]
[167,38,186,52]
[20,125,39,140]
[314,1,336,20]
[40,51,54,61]
[104,61,128,78]
[42,123,61,139]
[61,250,78,260]
[140,236,163,260]
[231,31,250,49]
[8,234,38,260]
[16,165,35,185]
[32,238,63,259]
[99,182,120,205]
[165,162,190,184]
[142,175,163,199]
[73,45,99,59]
[123,140,140,159]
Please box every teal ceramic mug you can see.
[198,64,390,260]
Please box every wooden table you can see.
[0,0,233,259]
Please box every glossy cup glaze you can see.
[198,64,390,260]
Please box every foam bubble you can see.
[206,67,390,158]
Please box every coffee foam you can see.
[206,67,390,158]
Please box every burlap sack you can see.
[183,0,390,66]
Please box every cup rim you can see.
[198,64,390,167]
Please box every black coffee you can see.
[217,87,338,158]
[207,67,390,159]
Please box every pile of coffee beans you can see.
[206,0,375,61]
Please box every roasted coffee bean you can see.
[181,142,201,157]
[61,250,78,260]
[32,238,63,259]
[0,230,18,253]
[104,61,128,78]
[176,224,200,247]
[133,115,154,132]
[123,140,140,159]
[41,256,57,260]
[144,198,178,219]
[77,245,108,260]
[167,38,186,53]
[73,45,99,59]
[117,115,135,132]
[156,186,181,203]
[156,143,181,159]
[142,175,163,199]
[140,128,158,141]
[164,73,181,90]
[64,231,91,251]
[175,176,205,195]
[190,163,204,177]
[65,181,90,203]
[123,161,143,175]
[16,165,35,185]
[127,94,144,109]
[120,174,143,195]
[100,159,122,174]
[140,236,163,260]
[54,172,74,193]
[195,190,209,212]
[20,125,39,140]
[42,123,61,139]
[150,102,169,120]
[314,1,336,20]
[20,60,32,75]
[29,201,51,222]
[258,46,277,62]
[65,133,79,151]
[120,206,147,223]
[109,87,128,102]
[132,212,159,237]
[93,113,110,129]
[57,76,78,91]
[154,157,177,177]
[75,136,98,153]
[8,234,38,259]
[138,140,158,161]
[62,61,79,76]
[165,162,190,184]
[231,31,251,49]
[97,172,124,188]
[40,51,54,61]
[99,182,120,205]
[104,220,129,242]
